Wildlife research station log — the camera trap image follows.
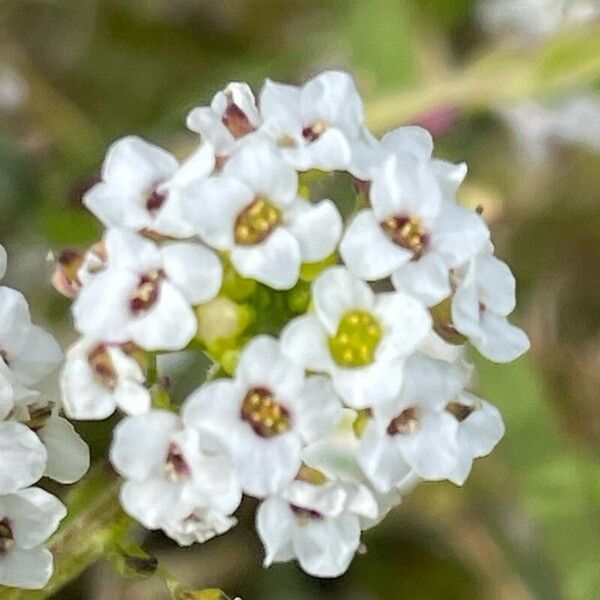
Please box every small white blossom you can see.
[446,391,505,485]
[259,70,365,171]
[358,354,468,491]
[0,487,66,589]
[451,246,530,362]
[256,477,377,578]
[84,136,215,238]
[0,422,47,495]
[187,82,261,158]
[61,338,150,420]
[183,335,342,497]
[281,266,431,409]
[341,154,489,305]
[110,410,241,532]
[72,229,222,350]
[186,137,341,289]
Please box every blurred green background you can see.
[0,1,599,599]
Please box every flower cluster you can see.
[56,71,529,578]
[0,245,89,589]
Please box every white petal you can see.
[9,325,62,386]
[358,421,411,493]
[474,312,530,363]
[188,176,254,249]
[431,159,467,197]
[114,379,151,416]
[110,411,179,481]
[280,314,332,372]
[256,497,295,566]
[232,430,301,497]
[341,209,411,280]
[293,514,361,578]
[186,107,235,155]
[0,244,6,280]
[161,242,222,304]
[282,128,352,172]
[104,228,163,273]
[38,416,89,484]
[2,487,66,548]
[0,287,30,357]
[432,201,490,268]
[0,547,53,589]
[474,253,516,316]
[295,376,342,444]
[127,281,197,351]
[300,71,363,139]
[231,227,301,290]
[182,379,243,451]
[374,292,432,359]
[259,79,302,137]
[312,266,374,334]
[395,410,458,480]
[235,335,304,400]
[457,395,505,458]
[0,422,46,494]
[101,136,179,192]
[120,479,191,528]
[380,126,433,159]
[331,357,404,409]
[391,251,451,306]
[286,199,342,263]
[223,138,298,207]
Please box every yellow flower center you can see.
[234,198,281,246]
[380,215,429,259]
[240,387,291,438]
[328,310,382,368]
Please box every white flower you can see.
[61,338,150,420]
[0,287,63,387]
[446,391,505,485]
[0,487,66,589]
[186,137,341,290]
[256,477,377,578]
[451,247,530,362]
[72,229,222,350]
[259,70,365,171]
[183,335,342,497]
[358,354,467,491]
[0,422,47,495]
[281,266,431,409]
[83,136,215,238]
[187,82,261,158]
[340,154,489,305]
[110,410,241,531]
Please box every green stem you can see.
[0,467,131,600]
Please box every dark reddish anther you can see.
[302,126,322,143]
[129,271,163,315]
[380,215,429,260]
[387,407,419,435]
[146,189,167,215]
[87,344,118,390]
[446,401,476,422]
[222,103,255,139]
[0,518,13,554]
[165,443,191,478]
[290,504,323,521]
